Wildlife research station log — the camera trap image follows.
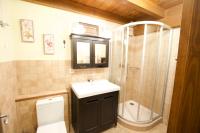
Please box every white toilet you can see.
[36,96,67,133]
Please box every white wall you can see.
[0,0,120,62]
[0,0,15,62]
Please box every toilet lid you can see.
[37,121,67,133]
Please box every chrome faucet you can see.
[87,79,94,82]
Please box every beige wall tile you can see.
[15,60,109,133]
[16,60,109,96]
[0,62,17,133]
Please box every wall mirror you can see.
[77,42,90,64]
[93,41,109,67]
[95,44,106,64]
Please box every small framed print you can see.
[20,19,34,42]
[43,34,55,55]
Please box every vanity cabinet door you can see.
[71,91,119,133]
[79,96,101,133]
[100,92,118,130]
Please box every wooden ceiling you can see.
[24,0,183,24]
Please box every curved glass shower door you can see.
[110,21,172,124]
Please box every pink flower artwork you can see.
[43,34,55,55]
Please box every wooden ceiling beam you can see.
[127,0,165,19]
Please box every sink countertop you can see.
[71,80,120,99]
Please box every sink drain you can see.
[129,102,135,106]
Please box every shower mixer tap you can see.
[0,21,9,28]
[0,115,8,125]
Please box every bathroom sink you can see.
[71,80,120,98]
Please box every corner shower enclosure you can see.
[109,21,172,128]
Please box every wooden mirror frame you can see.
[70,33,110,69]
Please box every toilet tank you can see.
[36,96,64,126]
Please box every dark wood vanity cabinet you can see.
[72,91,119,133]
[70,34,109,69]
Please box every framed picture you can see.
[43,34,55,55]
[20,19,34,42]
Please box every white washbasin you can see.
[71,80,120,99]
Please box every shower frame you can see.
[110,21,173,125]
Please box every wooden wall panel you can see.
[159,0,183,9]
[167,0,200,132]
[160,4,183,27]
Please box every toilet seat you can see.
[37,121,67,133]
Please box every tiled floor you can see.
[70,122,167,133]
[103,123,167,133]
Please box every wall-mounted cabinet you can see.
[70,34,109,69]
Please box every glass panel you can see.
[77,42,90,64]
[127,25,145,122]
[95,44,106,64]
[152,28,171,118]
[109,30,124,84]
[120,27,129,119]
[137,24,161,122]
[111,23,173,124]
[110,28,126,120]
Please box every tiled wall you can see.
[0,62,17,133]
[16,60,70,96]
[15,60,109,133]
[16,60,109,96]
